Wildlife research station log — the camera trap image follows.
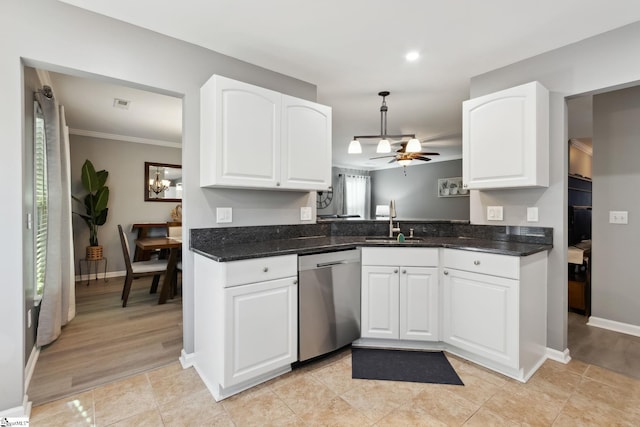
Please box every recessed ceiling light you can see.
[405,51,420,62]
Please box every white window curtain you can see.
[344,174,371,219]
[35,88,75,347]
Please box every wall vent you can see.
[113,98,131,109]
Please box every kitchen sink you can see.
[365,237,424,243]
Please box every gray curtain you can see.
[335,173,345,215]
[35,89,75,347]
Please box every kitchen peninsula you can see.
[190,221,552,401]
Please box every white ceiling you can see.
[49,71,182,147]
[57,0,640,169]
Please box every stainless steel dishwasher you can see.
[298,249,361,361]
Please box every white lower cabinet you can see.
[361,248,439,343]
[193,254,298,401]
[223,277,297,387]
[442,268,519,368]
[442,249,548,381]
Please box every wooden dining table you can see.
[135,236,182,304]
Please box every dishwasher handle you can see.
[316,260,354,268]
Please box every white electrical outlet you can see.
[487,206,503,221]
[609,211,628,224]
[216,207,233,223]
[527,207,539,222]
[300,207,312,221]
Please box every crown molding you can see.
[569,138,592,156]
[69,128,181,149]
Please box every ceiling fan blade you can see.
[418,152,440,155]
[369,155,396,159]
[388,158,398,163]
[416,156,433,162]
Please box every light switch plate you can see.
[609,210,628,224]
[300,207,312,221]
[487,206,503,221]
[216,207,233,223]
[527,207,539,222]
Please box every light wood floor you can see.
[28,275,182,405]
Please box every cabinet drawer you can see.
[443,249,519,279]
[224,255,297,287]
[362,247,438,267]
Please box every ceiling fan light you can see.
[376,139,391,153]
[398,159,412,166]
[406,138,422,153]
[348,139,362,154]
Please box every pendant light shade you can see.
[405,138,422,153]
[376,139,391,153]
[348,139,362,154]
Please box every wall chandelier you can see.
[149,167,171,195]
[348,91,422,155]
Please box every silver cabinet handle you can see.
[394,269,398,274]
[263,267,269,273]
[276,182,281,186]
[443,270,449,275]
[293,279,298,285]
[473,260,480,265]
[402,269,407,274]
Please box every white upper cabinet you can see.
[200,75,331,190]
[462,81,549,189]
[281,95,332,190]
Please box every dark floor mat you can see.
[352,347,464,385]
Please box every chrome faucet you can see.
[389,200,400,238]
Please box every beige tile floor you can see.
[30,347,640,426]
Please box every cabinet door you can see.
[361,266,399,339]
[201,75,281,188]
[442,268,519,368]
[223,277,297,387]
[462,81,548,189]
[399,267,439,342]
[281,95,332,190]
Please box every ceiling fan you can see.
[370,141,440,166]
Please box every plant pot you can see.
[86,245,103,260]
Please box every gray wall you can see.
[468,21,640,352]
[592,86,640,326]
[371,160,469,221]
[2,0,316,412]
[70,135,181,275]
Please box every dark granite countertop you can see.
[191,235,552,262]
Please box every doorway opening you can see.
[24,64,185,404]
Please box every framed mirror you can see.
[145,162,182,202]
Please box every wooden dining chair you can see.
[166,221,182,296]
[118,225,168,307]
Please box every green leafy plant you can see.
[73,160,109,247]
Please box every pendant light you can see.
[349,91,420,154]
[149,167,171,195]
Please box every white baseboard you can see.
[587,316,640,338]
[0,395,31,418]
[24,346,40,392]
[180,349,195,368]
[75,270,126,282]
[546,347,571,364]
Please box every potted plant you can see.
[74,160,109,260]
[440,180,450,196]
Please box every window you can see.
[34,102,47,297]
[345,174,370,219]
